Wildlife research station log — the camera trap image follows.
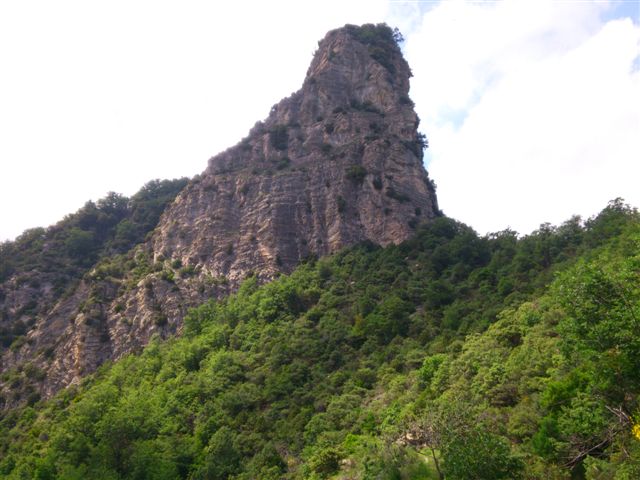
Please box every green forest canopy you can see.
[0,199,638,479]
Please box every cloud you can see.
[405,0,639,235]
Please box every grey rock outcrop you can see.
[0,24,439,404]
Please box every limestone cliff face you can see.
[153,26,437,282]
[0,24,439,403]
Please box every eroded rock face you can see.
[0,24,439,403]
[153,26,437,281]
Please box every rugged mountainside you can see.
[152,24,437,281]
[0,179,189,403]
[0,24,439,404]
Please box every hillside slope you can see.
[1,200,637,479]
[0,179,188,403]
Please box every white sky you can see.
[1,0,638,241]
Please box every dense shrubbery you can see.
[0,200,638,479]
[0,178,188,284]
[345,165,367,184]
[269,125,289,151]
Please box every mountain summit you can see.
[0,24,438,402]
[153,24,439,282]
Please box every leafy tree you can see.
[441,427,524,479]
[64,227,96,260]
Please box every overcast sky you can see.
[1,0,638,241]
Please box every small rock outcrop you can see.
[0,24,439,403]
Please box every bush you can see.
[179,265,196,277]
[276,157,291,170]
[269,125,288,151]
[442,428,524,479]
[64,228,95,259]
[399,95,414,106]
[346,165,367,184]
[419,354,447,386]
[153,313,168,327]
[385,187,410,203]
[344,23,400,74]
[350,99,382,114]
[160,270,175,283]
[308,447,341,477]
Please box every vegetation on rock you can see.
[0,178,188,349]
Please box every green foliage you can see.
[1,202,638,478]
[403,132,429,158]
[307,446,341,477]
[110,178,189,252]
[385,186,410,203]
[269,125,288,151]
[419,353,446,386]
[276,156,291,170]
[195,426,241,479]
[356,295,413,343]
[442,428,523,479]
[346,165,367,184]
[0,179,187,284]
[64,227,96,259]
[344,23,402,74]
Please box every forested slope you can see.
[0,178,188,350]
[0,200,638,479]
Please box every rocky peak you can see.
[0,24,439,403]
[264,25,415,137]
[304,25,412,117]
[154,24,437,283]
